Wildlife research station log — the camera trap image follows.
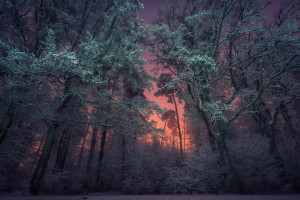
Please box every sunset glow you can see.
[0,0,299,197]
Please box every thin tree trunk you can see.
[83,125,99,191]
[95,127,107,190]
[29,80,72,195]
[172,92,183,154]
[172,134,175,149]
[161,120,167,146]
[183,125,186,152]
[77,124,90,169]
[0,103,15,145]
[52,128,71,173]
[280,102,297,136]
[86,125,98,175]
[269,103,289,188]
[121,134,126,183]
[33,136,44,166]
[29,123,57,195]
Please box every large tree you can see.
[150,0,299,191]
[156,73,184,154]
[1,0,158,194]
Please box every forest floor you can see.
[1,194,300,200]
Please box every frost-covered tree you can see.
[1,0,158,194]
[150,0,300,191]
[29,0,155,194]
[161,109,180,150]
[0,0,93,146]
[156,73,184,154]
[165,147,225,193]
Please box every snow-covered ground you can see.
[1,194,300,200]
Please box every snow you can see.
[0,194,300,200]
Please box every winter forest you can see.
[0,0,300,197]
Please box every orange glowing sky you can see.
[139,0,179,129]
[139,1,187,150]
[138,0,281,150]
[139,0,282,129]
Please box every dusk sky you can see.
[1,0,299,197]
[139,0,184,130]
[138,0,281,130]
[139,0,169,24]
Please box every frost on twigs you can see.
[202,101,235,121]
[166,147,225,193]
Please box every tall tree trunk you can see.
[52,128,71,173]
[86,125,98,175]
[95,127,107,190]
[29,123,58,195]
[77,124,90,169]
[280,102,297,136]
[172,134,175,149]
[183,126,186,152]
[29,80,72,195]
[33,136,44,166]
[186,81,241,191]
[161,120,167,146]
[172,92,183,154]
[84,125,98,191]
[268,103,289,188]
[208,129,217,151]
[121,134,126,183]
[253,100,289,189]
[197,105,242,192]
[0,103,15,145]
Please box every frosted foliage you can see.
[41,49,78,71]
[0,0,299,196]
[79,34,145,85]
[0,0,12,7]
[228,136,283,192]
[0,42,34,75]
[202,101,235,121]
[151,0,300,129]
[110,97,160,137]
[122,157,155,194]
[185,11,212,26]
[122,148,172,194]
[1,30,79,79]
[0,0,160,196]
[42,171,85,194]
[186,55,216,71]
[166,149,225,193]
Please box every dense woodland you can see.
[0,0,299,195]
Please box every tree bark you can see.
[29,79,72,195]
[33,136,44,166]
[52,128,71,173]
[0,103,15,145]
[253,100,289,189]
[208,129,217,151]
[29,123,57,195]
[268,102,289,188]
[77,124,90,169]
[121,134,126,182]
[95,127,107,190]
[86,125,98,175]
[195,103,242,192]
[214,133,241,192]
[161,120,167,146]
[172,92,183,154]
[280,102,297,136]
